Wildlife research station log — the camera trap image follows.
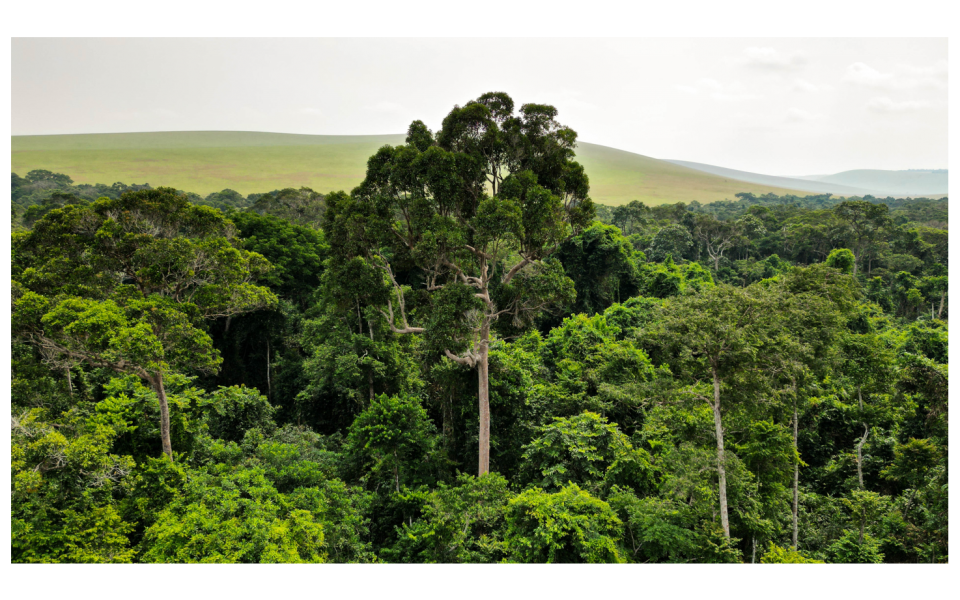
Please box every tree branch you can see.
[444,348,479,368]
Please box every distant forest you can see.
[10,93,948,564]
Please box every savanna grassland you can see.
[12,130,811,205]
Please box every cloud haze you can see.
[11,38,947,175]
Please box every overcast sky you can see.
[11,38,947,176]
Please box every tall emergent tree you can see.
[12,188,277,459]
[654,283,775,539]
[324,92,595,475]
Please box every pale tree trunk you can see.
[856,387,868,490]
[266,340,272,401]
[478,321,491,476]
[792,391,800,548]
[443,394,455,455]
[393,449,400,493]
[938,289,945,319]
[65,368,73,398]
[151,372,173,459]
[712,366,730,539]
[368,320,375,401]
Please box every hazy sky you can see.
[11,38,948,175]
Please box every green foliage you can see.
[387,473,514,563]
[521,412,657,496]
[536,312,659,429]
[140,466,327,563]
[504,484,625,563]
[554,222,641,315]
[231,210,329,308]
[826,248,856,273]
[342,393,441,491]
[11,401,137,563]
[607,489,701,563]
[827,530,884,563]
[647,224,694,262]
[8,101,951,564]
[760,543,823,563]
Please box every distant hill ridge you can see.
[797,169,948,197]
[13,130,941,204]
[670,159,947,198]
[665,160,881,197]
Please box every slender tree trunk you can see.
[712,367,730,539]
[938,289,945,319]
[368,319,375,401]
[856,423,869,490]
[393,449,400,493]
[151,372,173,459]
[65,368,73,397]
[443,393,455,455]
[266,340,272,401]
[478,322,491,476]
[856,387,868,490]
[224,315,232,334]
[792,392,800,549]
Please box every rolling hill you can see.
[665,160,883,197]
[669,160,948,198]
[12,131,814,206]
[795,169,947,197]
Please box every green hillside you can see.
[665,159,882,197]
[12,131,811,205]
[802,169,948,197]
[574,143,810,205]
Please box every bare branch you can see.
[444,348,478,368]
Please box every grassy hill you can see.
[12,131,813,205]
[798,169,947,198]
[665,159,883,197]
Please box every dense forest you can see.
[10,93,948,564]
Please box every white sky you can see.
[11,38,948,175]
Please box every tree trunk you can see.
[856,423,869,490]
[478,322,491,476]
[443,393,455,455]
[938,289,945,319]
[856,387,868,490]
[151,372,173,459]
[65,368,73,397]
[368,319,375,401]
[792,393,800,548]
[393,449,400,493]
[712,367,730,539]
[266,340,272,401]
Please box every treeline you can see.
[10,93,948,564]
